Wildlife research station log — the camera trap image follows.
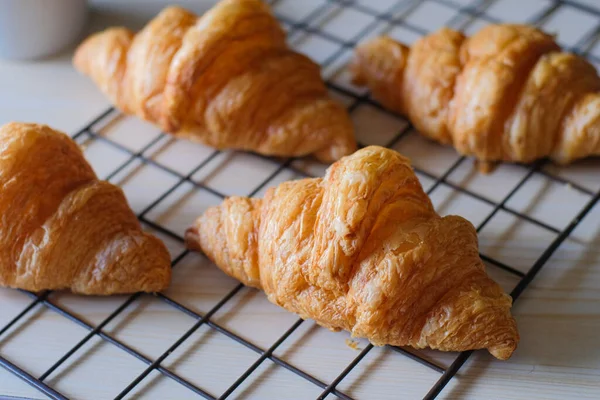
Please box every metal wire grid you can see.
[0,0,599,398]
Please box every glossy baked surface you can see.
[74,0,356,162]
[0,122,171,294]
[187,146,519,359]
[1,0,599,398]
[352,24,600,166]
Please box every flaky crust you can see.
[186,146,519,359]
[351,24,600,166]
[0,123,171,295]
[73,0,356,162]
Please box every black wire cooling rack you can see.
[1,0,600,399]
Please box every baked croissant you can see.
[0,123,171,295]
[186,146,519,359]
[350,24,600,168]
[73,0,356,162]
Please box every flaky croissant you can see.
[73,0,356,162]
[186,146,519,359]
[351,24,600,168]
[0,123,171,295]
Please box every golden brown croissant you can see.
[73,0,356,162]
[0,122,171,295]
[186,146,519,359]
[350,24,600,168]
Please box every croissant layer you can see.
[0,123,171,294]
[186,146,519,359]
[351,24,600,166]
[73,0,356,162]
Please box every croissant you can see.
[73,0,356,162]
[186,146,519,359]
[350,24,600,169]
[0,123,171,295]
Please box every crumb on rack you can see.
[345,338,361,351]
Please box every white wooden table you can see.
[0,0,599,399]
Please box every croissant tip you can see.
[73,35,100,78]
[348,64,366,87]
[476,160,498,174]
[350,39,379,85]
[184,225,202,251]
[488,339,518,360]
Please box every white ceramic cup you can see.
[0,0,89,61]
